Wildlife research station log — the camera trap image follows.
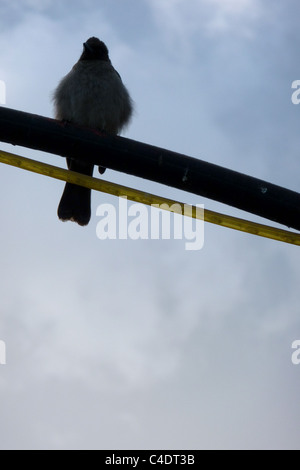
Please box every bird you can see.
[53,37,133,226]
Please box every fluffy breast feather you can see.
[53,60,133,134]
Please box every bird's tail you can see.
[58,158,94,226]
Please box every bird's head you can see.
[80,37,110,61]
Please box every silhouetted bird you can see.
[53,37,133,226]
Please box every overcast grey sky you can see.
[0,0,300,450]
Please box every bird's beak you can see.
[83,42,93,53]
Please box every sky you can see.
[0,0,300,450]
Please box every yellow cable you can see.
[1,148,300,246]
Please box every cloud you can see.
[146,0,263,48]
[205,0,262,36]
